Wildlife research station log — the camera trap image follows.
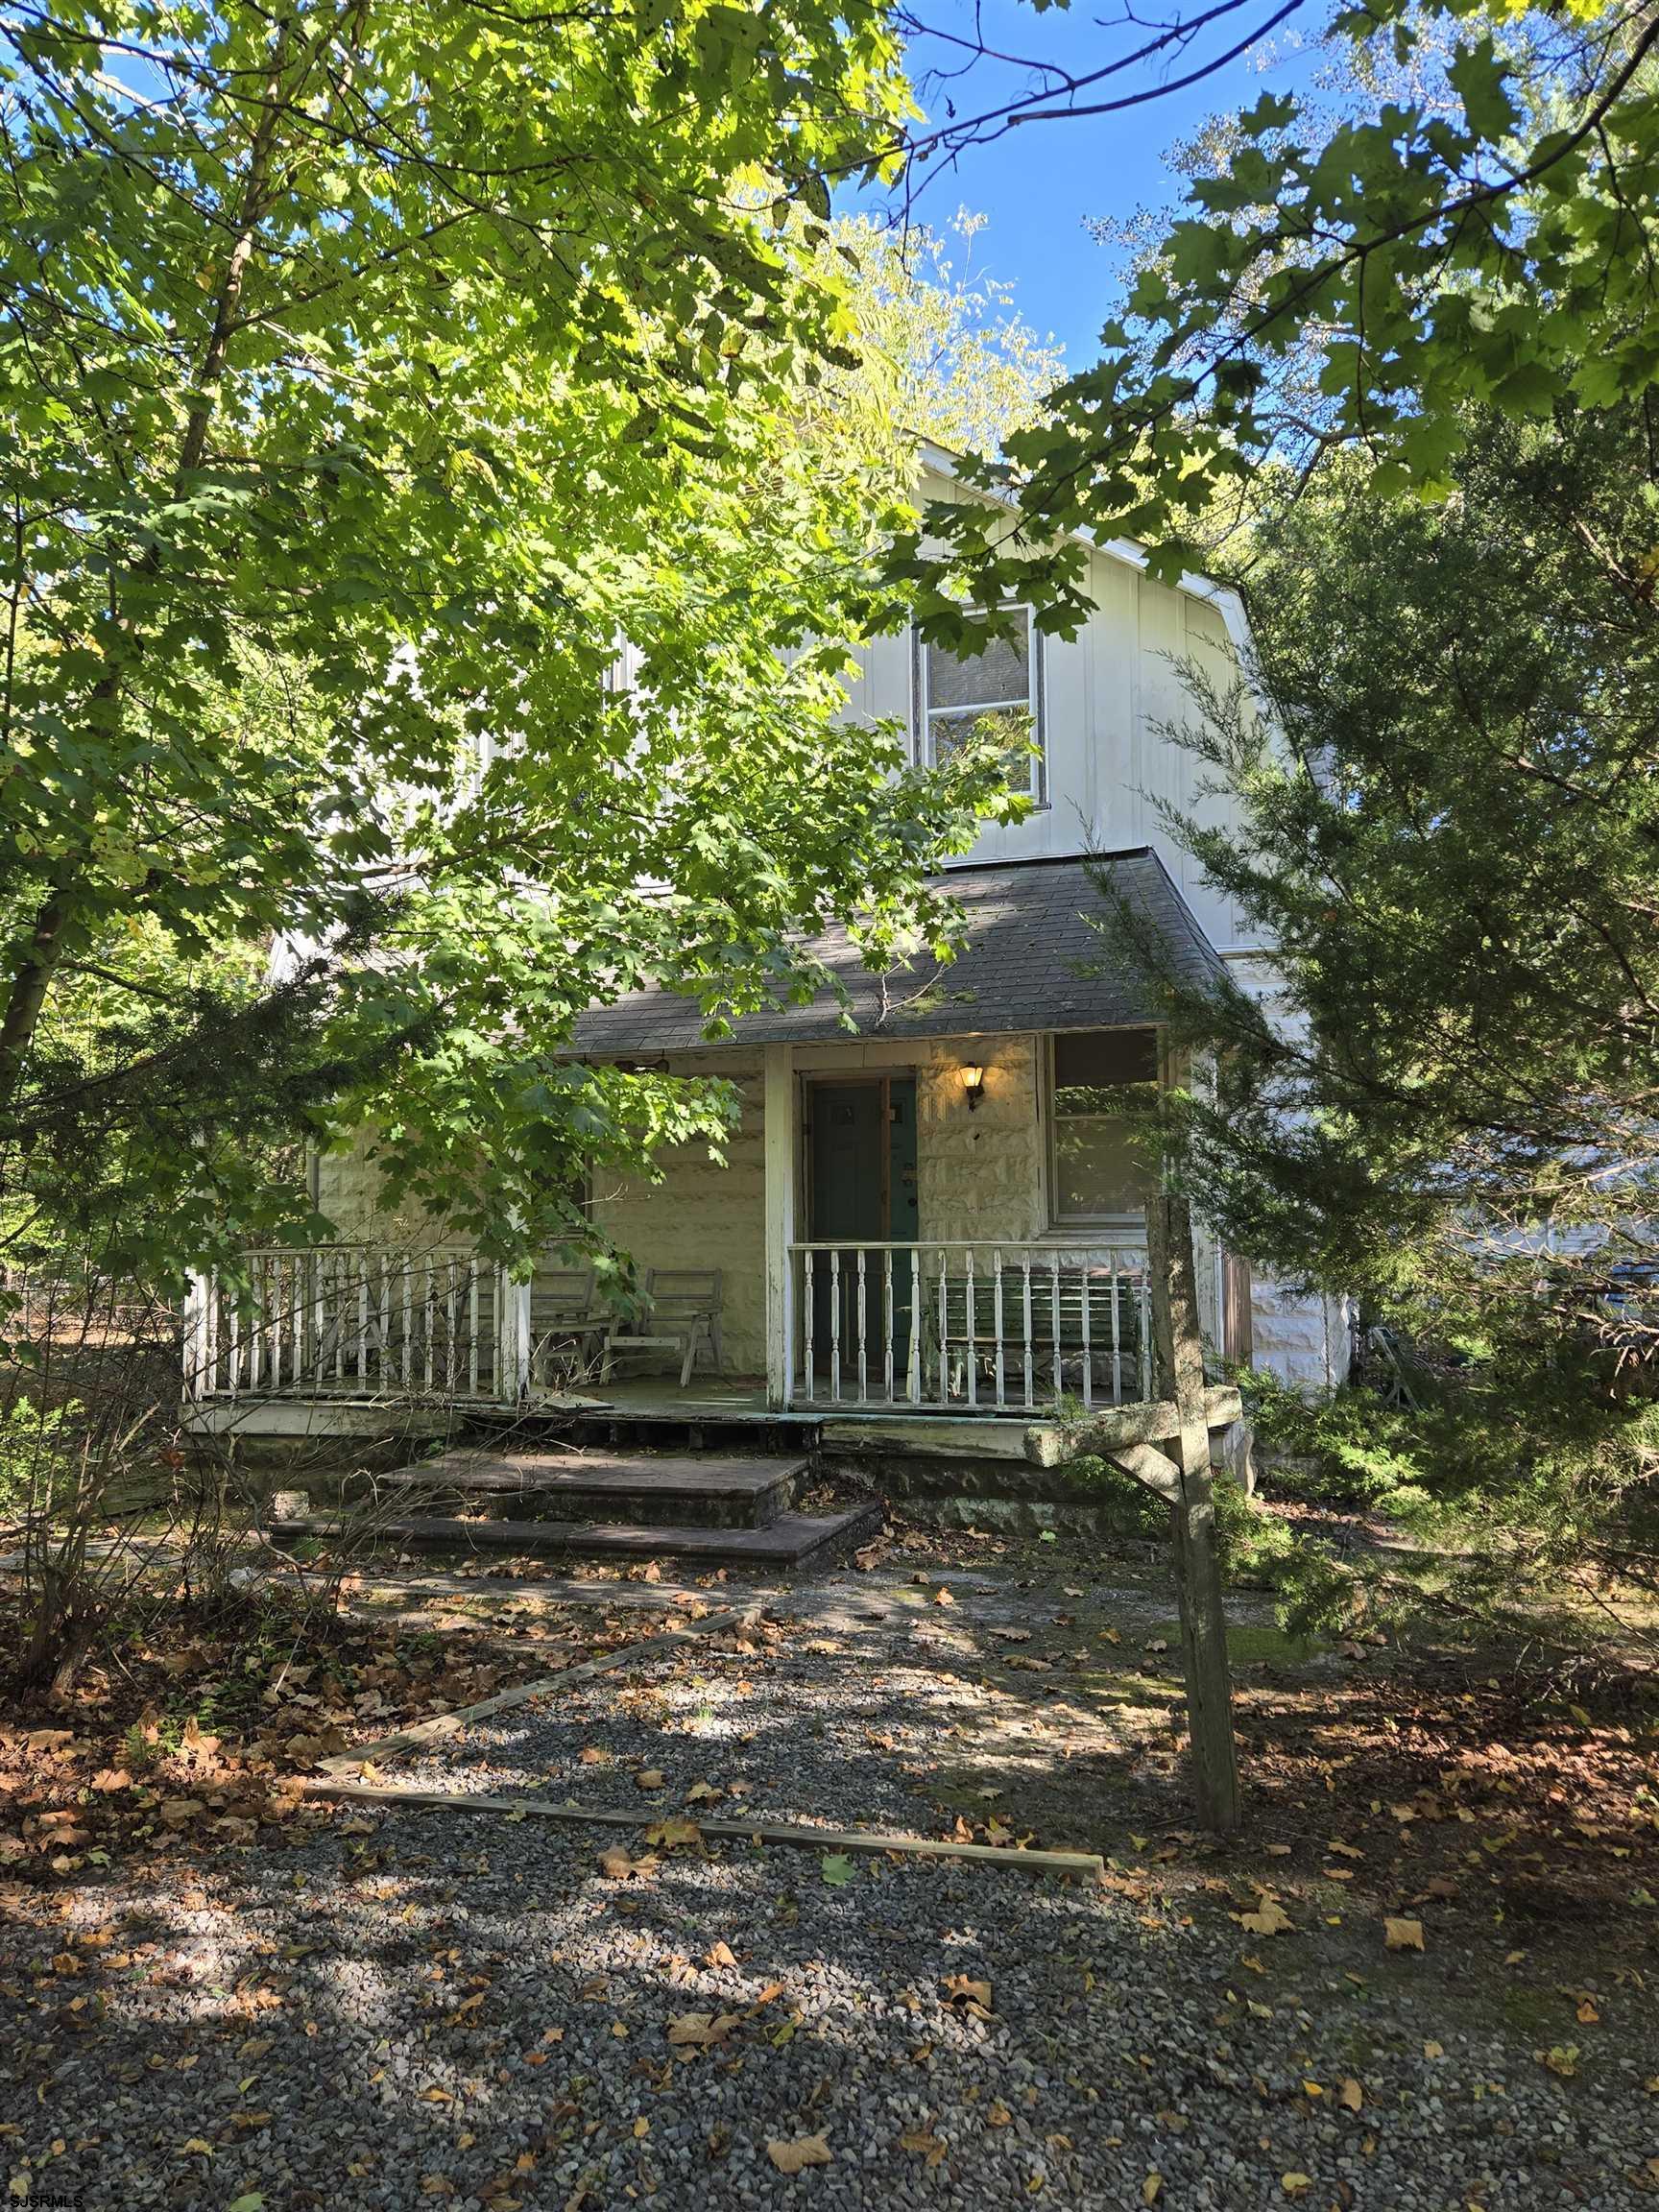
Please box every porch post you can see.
[181,1268,214,1402]
[762,1044,796,1409]
[499,1267,533,1400]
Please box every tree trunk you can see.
[1146,1190,1242,1836]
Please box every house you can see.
[183,454,1349,1435]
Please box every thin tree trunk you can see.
[0,12,327,1114]
[1147,1190,1242,1836]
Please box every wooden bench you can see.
[939,1263,1149,1400]
[601,1267,723,1387]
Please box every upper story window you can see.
[914,605,1045,803]
[1049,1027,1160,1224]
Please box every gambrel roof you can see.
[572,849,1225,1056]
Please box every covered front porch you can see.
[185,854,1277,1429]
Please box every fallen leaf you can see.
[1383,1917,1425,1953]
[942,1974,993,2017]
[634,1769,665,1791]
[765,2134,831,2175]
[821,1854,855,1887]
[1281,2176,1312,2200]
[597,1847,659,1882]
[1142,2175,1162,2205]
[643,1817,702,1852]
[987,2102,1012,2128]
[705,1940,738,1969]
[1540,2044,1579,2080]
[933,1588,955,1608]
[1237,1899,1294,1938]
[1337,2078,1362,2112]
[667,2010,740,2051]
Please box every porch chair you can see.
[601,1267,723,1388]
[528,1265,606,1387]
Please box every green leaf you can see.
[820,1853,856,1886]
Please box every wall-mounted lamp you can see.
[960,1062,985,1113]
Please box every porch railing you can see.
[787,1240,1152,1413]
[183,1245,525,1403]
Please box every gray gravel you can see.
[3,1594,1654,2210]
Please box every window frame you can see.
[1045,1026,1163,1232]
[911,603,1047,806]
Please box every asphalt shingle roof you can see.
[571,849,1225,1056]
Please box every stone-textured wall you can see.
[315,1130,462,1253]
[1251,1273,1353,1388]
[588,1055,767,1375]
[913,1035,1045,1243]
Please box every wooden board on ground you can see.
[304,1775,1106,1879]
[316,1601,760,1773]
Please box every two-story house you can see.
[186,452,1348,1438]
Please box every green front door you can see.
[806,1075,917,1387]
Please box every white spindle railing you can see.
[786,1240,1152,1413]
[184,1246,529,1403]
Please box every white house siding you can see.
[587,1053,768,1375]
[861,470,1262,957]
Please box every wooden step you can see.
[269,1501,881,1571]
[369,1449,805,1529]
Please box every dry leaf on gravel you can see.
[1337,2079,1362,2112]
[597,1847,659,1882]
[666,2010,740,2051]
[1383,1916,1425,1953]
[633,1768,665,1791]
[1236,1898,1294,1938]
[644,1817,703,1851]
[1142,2175,1162,2205]
[899,2126,948,2165]
[705,1940,738,1969]
[766,2134,831,2174]
[942,1974,993,2018]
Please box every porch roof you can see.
[572,849,1226,1057]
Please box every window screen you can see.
[1051,1028,1159,1220]
[917,607,1043,799]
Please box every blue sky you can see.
[866,0,1330,369]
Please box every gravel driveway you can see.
[3,1576,1654,2211]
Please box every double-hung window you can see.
[1049,1028,1161,1225]
[914,604,1045,803]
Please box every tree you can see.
[1093,401,1659,1635]
[898,0,1659,613]
[0,4,1041,1285]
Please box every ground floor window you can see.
[1048,1027,1160,1225]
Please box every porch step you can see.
[370,1449,805,1530]
[268,1501,881,1571]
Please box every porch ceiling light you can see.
[960,1061,985,1112]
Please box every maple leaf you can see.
[1237,1899,1294,1937]
[643,1817,702,1852]
[633,1769,665,1791]
[765,2133,831,2174]
[705,1940,738,1969]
